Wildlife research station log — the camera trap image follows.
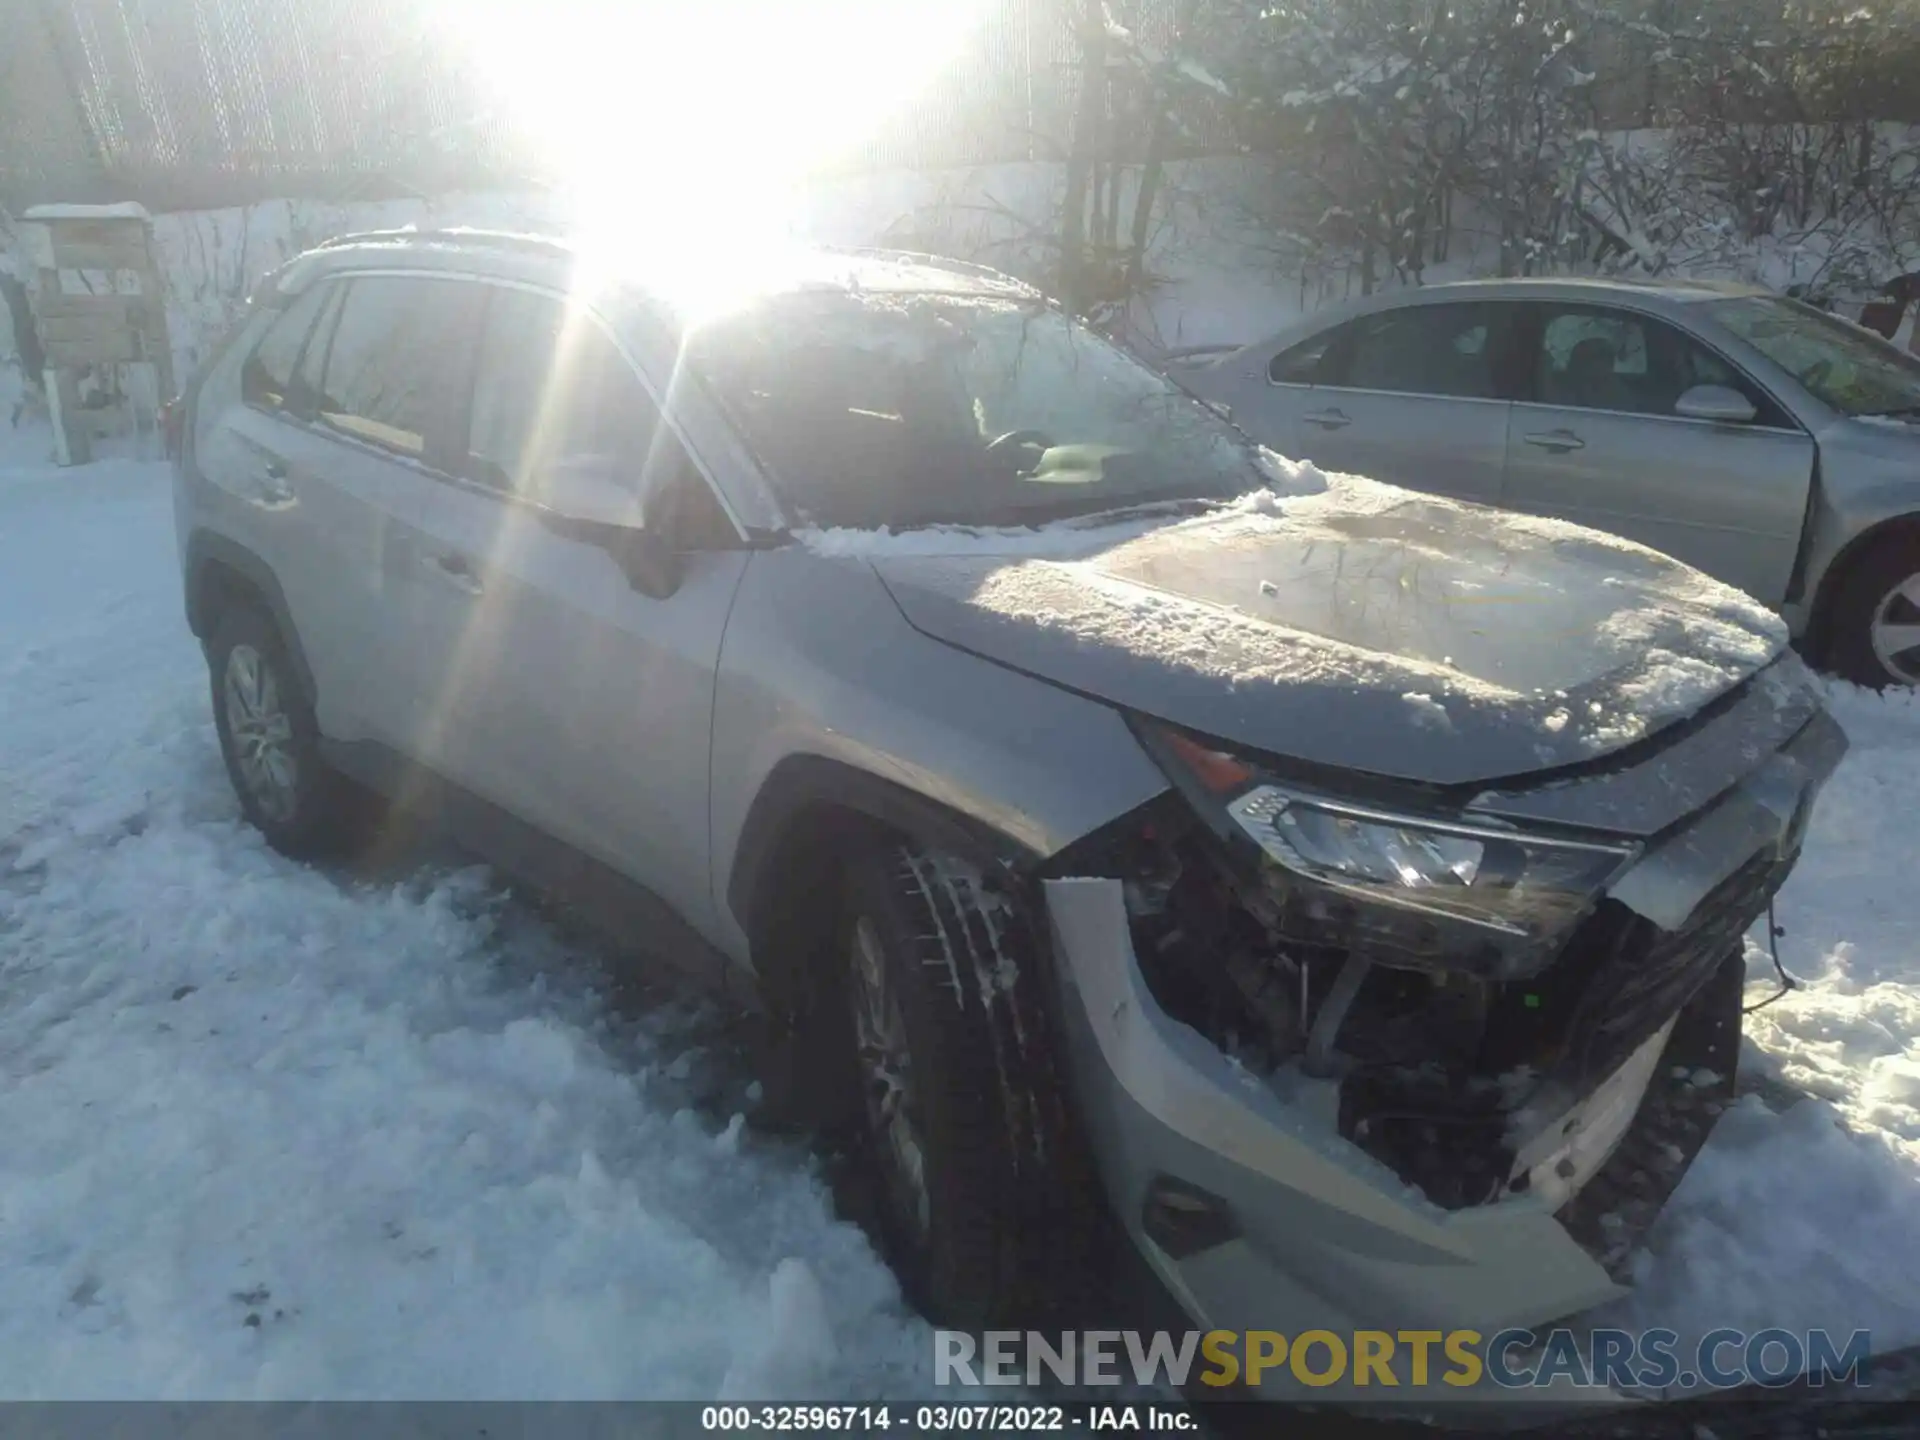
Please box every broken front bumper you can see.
[1039,708,1846,1405]
[1046,876,1629,1353]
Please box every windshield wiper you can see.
[1862,404,1920,419]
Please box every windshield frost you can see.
[687,291,1264,528]
[1707,295,1920,418]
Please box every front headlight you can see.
[1143,725,1639,978]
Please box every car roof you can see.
[1403,275,1772,303]
[277,227,1041,319]
[1206,273,1780,362]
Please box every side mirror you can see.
[531,455,682,599]
[1674,384,1757,425]
[530,455,645,526]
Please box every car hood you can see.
[860,475,1791,787]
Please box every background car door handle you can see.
[431,551,483,594]
[1303,408,1352,430]
[1522,429,1586,453]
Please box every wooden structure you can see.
[14,202,173,465]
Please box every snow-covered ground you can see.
[0,441,926,1398]
[1,434,1917,1398]
[1600,676,1920,1348]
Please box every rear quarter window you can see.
[239,285,330,411]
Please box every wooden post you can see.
[43,366,90,467]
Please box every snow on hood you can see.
[856,471,1789,787]
[794,449,1328,558]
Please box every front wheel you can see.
[835,844,1102,1326]
[1823,532,1920,688]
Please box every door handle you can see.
[1302,408,1352,431]
[250,458,293,504]
[430,551,483,594]
[1522,429,1585,453]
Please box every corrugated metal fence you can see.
[2,0,1221,211]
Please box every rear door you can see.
[210,272,481,747]
[1501,303,1816,602]
[286,274,484,746]
[1247,301,1517,506]
[409,284,750,943]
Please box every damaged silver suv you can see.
[172,232,1843,1384]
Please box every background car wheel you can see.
[1823,530,1920,688]
[832,842,1105,1327]
[207,605,365,857]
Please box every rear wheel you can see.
[832,842,1103,1326]
[1823,532,1920,688]
[207,605,365,857]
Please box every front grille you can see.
[1562,847,1787,1084]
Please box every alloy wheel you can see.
[1869,571,1920,685]
[223,643,299,823]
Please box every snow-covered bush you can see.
[1189,0,1920,299]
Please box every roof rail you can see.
[312,226,576,258]
[815,245,1037,290]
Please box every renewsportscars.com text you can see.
[935,1327,1874,1391]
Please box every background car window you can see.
[1268,330,1338,385]
[1707,294,1920,418]
[241,285,330,412]
[1533,306,1768,420]
[466,289,731,543]
[309,277,474,461]
[1340,305,1495,398]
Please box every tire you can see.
[207,604,363,858]
[832,842,1104,1327]
[1822,528,1920,688]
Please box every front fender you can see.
[710,547,1171,962]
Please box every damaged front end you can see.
[1040,694,1844,1356]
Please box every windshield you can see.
[1706,295,1920,419]
[686,290,1264,528]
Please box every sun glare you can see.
[436,0,982,258]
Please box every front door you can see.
[1501,303,1816,603]
[410,284,749,944]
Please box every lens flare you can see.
[432,0,984,254]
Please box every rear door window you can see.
[1335,304,1499,399]
[1268,328,1342,385]
[307,276,480,467]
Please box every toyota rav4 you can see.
[171,230,1844,1395]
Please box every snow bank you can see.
[0,457,926,1398]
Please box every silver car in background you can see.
[1177,277,1920,687]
